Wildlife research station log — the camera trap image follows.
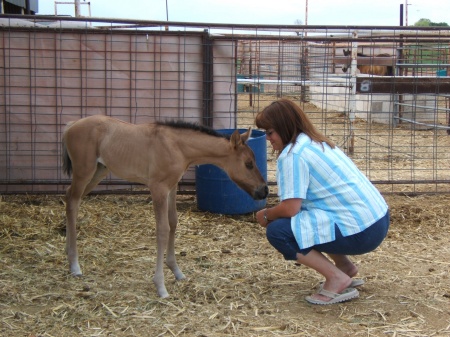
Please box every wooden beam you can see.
[355,76,450,94]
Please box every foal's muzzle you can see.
[254,184,269,200]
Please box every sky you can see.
[36,0,449,27]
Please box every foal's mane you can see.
[156,120,228,139]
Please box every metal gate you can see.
[1,15,449,194]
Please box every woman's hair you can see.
[255,98,335,155]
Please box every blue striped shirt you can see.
[277,133,388,249]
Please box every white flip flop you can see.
[305,287,359,305]
[319,278,365,288]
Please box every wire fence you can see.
[1,15,449,195]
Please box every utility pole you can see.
[74,0,81,17]
[305,0,308,26]
[405,0,411,26]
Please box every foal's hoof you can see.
[175,273,187,281]
[69,264,82,277]
[157,289,170,299]
[70,269,83,277]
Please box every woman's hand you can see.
[256,208,269,228]
[255,199,302,228]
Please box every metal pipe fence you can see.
[1,15,449,194]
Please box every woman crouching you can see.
[255,98,389,305]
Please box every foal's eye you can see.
[245,161,254,169]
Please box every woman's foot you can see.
[337,261,358,278]
[310,273,352,302]
[306,287,359,305]
[328,254,359,278]
[294,251,358,303]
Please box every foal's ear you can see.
[230,127,252,148]
[240,127,251,143]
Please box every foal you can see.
[342,49,393,76]
[62,115,268,298]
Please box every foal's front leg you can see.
[151,191,172,298]
[165,187,185,281]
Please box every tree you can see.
[414,18,449,27]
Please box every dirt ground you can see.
[1,193,449,337]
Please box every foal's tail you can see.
[62,141,72,177]
[62,121,75,177]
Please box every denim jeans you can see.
[265,211,390,260]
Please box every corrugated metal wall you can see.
[0,18,238,193]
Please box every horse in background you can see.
[62,115,268,298]
[342,49,393,76]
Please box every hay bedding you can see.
[1,194,449,337]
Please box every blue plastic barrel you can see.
[196,129,267,214]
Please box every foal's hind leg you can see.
[66,163,106,276]
[166,186,186,281]
[82,163,109,197]
[65,178,89,276]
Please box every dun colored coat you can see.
[62,115,268,298]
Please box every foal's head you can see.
[342,49,352,73]
[224,129,268,200]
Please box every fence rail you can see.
[1,15,449,195]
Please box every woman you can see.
[255,98,389,305]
